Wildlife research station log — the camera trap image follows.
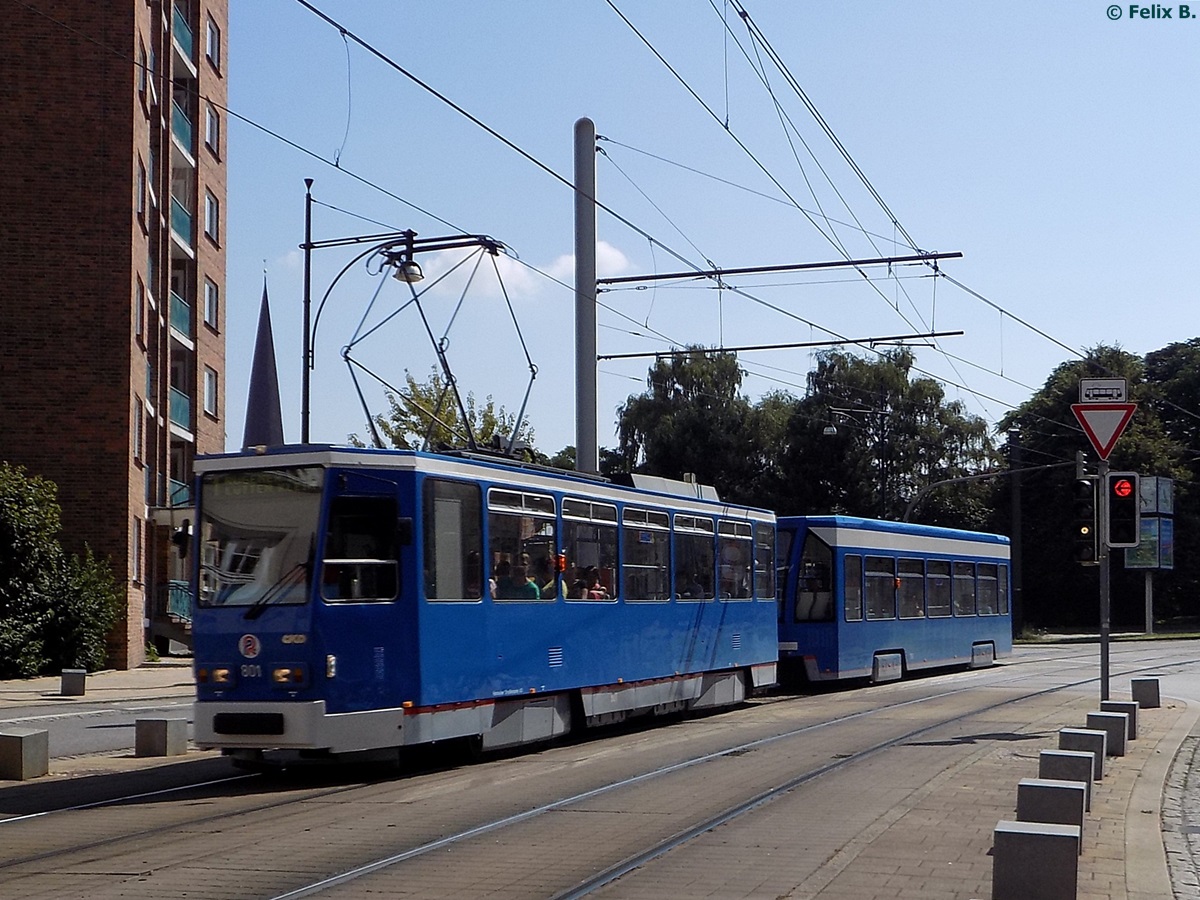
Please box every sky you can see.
[223,1,1200,458]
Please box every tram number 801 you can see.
[240,664,262,678]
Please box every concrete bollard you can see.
[60,668,86,696]
[135,718,188,757]
[1131,677,1161,708]
[1040,749,1094,811]
[1059,727,1106,780]
[1100,699,1138,740]
[1087,711,1129,757]
[1017,778,1088,847]
[0,728,50,780]
[992,819,1080,900]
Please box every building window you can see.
[204,190,219,243]
[204,103,220,156]
[203,278,220,329]
[133,397,144,462]
[132,517,143,584]
[135,277,145,342]
[137,39,147,102]
[206,16,221,71]
[136,159,147,221]
[204,366,218,416]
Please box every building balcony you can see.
[169,290,192,339]
[171,101,195,162]
[169,478,191,506]
[169,386,191,431]
[170,197,195,249]
[162,580,192,623]
[173,5,195,62]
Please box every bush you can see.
[43,547,123,672]
[0,463,62,677]
[0,463,122,676]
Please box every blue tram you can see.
[776,516,1012,683]
[188,446,778,759]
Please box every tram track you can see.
[0,644,1193,899]
[267,648,1200,900]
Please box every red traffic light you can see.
[1112,478,1134,498]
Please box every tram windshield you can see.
[197,467,324,608]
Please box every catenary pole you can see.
[574,118,598,475]
[302,178,314,444]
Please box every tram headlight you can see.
[198,667,235,686]
[272,665,307,686]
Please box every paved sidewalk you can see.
[0,659,195,707]
[0,660,207,780]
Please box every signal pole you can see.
[1098,457,1110,701]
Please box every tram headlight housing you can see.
[272,665,307,687]
[198,667,235,686]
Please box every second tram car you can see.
[188,446,778,760]
[776,515,1012,683]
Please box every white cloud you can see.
[544,240,632,283]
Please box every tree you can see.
[357,366,537,454]
[0,463,123,676]
[777,349,998,527]
[616,349,793,506]
[43,547,122,672]
[997,344,1184,628]
[0,463,61,676]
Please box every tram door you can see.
[794,531,833,622]
[318,486,409,711]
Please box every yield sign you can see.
[1071,403,1136,460]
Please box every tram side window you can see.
[488,489,557,601]
[322,496,399,602]
[563,499,618,600]
[718,521,753,600]
[926,560,952,617]
[754,522,776,601]
[674,515,715,600]
[622,508,670,602]
[865,556,897,620]
[422,479,483,600]
[953,561,977,616]
[844,554,864,621]
[794,532,833,622]
[998,564,1010,614]
[898,558,925,619]
[977,563,999,615]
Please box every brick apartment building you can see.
[0,1,228,668]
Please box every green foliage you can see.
[616,349,792,506]
[43,547,123,672]
[0,463,121,677]
[614,347,996,519]
[997,344,1191,627]
[0,463,62,676]
[356,366,537,454]
[777,349,997,525]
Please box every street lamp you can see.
[299,180,503,443]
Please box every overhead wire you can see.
[28,0,1194,438]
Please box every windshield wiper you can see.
[244,562,308,621]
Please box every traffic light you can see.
[1072,479,1097,564]
[1106,472,1141,548]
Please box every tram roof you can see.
[778,514,1010,547]
[195,444,774,521]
